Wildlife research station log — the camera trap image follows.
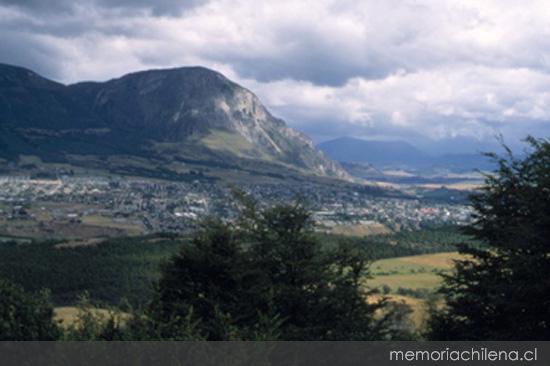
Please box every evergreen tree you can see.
[150,195,398,340]
[428,137,550,340]
[152,218,265,340]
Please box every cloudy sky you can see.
[1,0,549,152]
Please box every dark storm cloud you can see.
[100,0,207,16]
[0,0,206,16]
[0,0,74,13]
[0,0,548,148]
[220,33,395,87]
[0,31,65,80]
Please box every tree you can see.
[149,195,399,340]
[151,218,264,340]
[428,137,550,340]
[0,278,61,340]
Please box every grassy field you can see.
[370,272,443,292]
[320,222,391,237]
[369,252,464,292]
[367,252,465,332]
[80,215,143,235]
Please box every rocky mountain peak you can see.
[0,63,349,180]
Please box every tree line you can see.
[0,228,467,306]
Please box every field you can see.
[0,202,145,240]
[320,222,391,237]
[80,215,143,235]
[367,252,466,331]
[369,252,464,293]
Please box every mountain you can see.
[317,137,427,167]
[317,136,494,173]
[0,63,348,180]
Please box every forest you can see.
[0,227,468,306]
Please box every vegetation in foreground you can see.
[0,278,60,341]
[0,194,420,340]
[428,137,550,340]
[1,137,548,340]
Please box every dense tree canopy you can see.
[150,196,399,340]
[428,137,550,340]
[0,278,61,340]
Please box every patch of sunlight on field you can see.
[54,307,111,327]
[419,182,482,190]
[366,253,467,332]
[55,307,130,328]
[398,252,465,268]
[325,222,391,237]
[368,273,443,291]
[368,252,466,292]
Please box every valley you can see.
[0,62,485,338]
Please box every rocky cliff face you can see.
[0,64,348,180]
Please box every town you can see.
[0,175,473,241]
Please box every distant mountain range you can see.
[0,63,348,181]
[317,136,495,173]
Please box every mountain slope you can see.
[0,64,347,180]
[317,136,493,173]
[317,137,427,167]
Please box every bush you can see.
[0,278,61,340]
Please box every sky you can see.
[1,0,549,152]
